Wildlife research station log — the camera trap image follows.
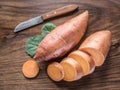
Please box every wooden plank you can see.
[0,0,120,90]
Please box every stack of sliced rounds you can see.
[47,50,95,82]
[47,30,111,82]
[68,50,95,75]
[60,58,83,81]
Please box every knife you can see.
[14,4,78,33]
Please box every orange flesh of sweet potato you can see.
[47,62,64,81]
[22,60,39,78]
[68,50,95,75]
[60,58,83,81]
[34,11,89,61]
[79,30,111,66]
[87,56,95,74]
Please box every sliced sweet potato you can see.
[68,50,95,75]
[79,30,111,66]
[47,62,64,81]
[60,58,83,81]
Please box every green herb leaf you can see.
[25,23,56,57]
[41,23,56,34]
[25,34,45,57]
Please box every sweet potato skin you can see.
[79,30,111,66]
[34,11,89,61]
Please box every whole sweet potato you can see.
[34,11,89,61]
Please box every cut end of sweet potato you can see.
[61,58,83,82]
[88,57,95,74]
[80,48,105,66]
[22,60,39,78]
[68,50,95,75]
[79,30,111,66]
[47,62,64,81]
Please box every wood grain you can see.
[0,0,120,90]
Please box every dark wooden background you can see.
[0,0,120,90]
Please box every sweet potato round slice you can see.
[22,60,39,78]
[68,50,95,76]
[79,30,111,66]
[61,58,83,82]
[47,62,64,81]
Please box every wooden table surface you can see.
[0,0,120,90]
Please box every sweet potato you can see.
[34,11,89,61]
[68,50,95,75]
[60,58,83,81]
[47,62,64,81]
[79,30,111,66]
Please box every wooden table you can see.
[0,0,120,90]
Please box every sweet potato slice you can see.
[34,11,89,61]
[47,62,64,81]
[79,30,111,66]
[60,58,83,81]
[68,50,95,75]
[22,60,39,78]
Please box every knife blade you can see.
[14,4,78,33]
